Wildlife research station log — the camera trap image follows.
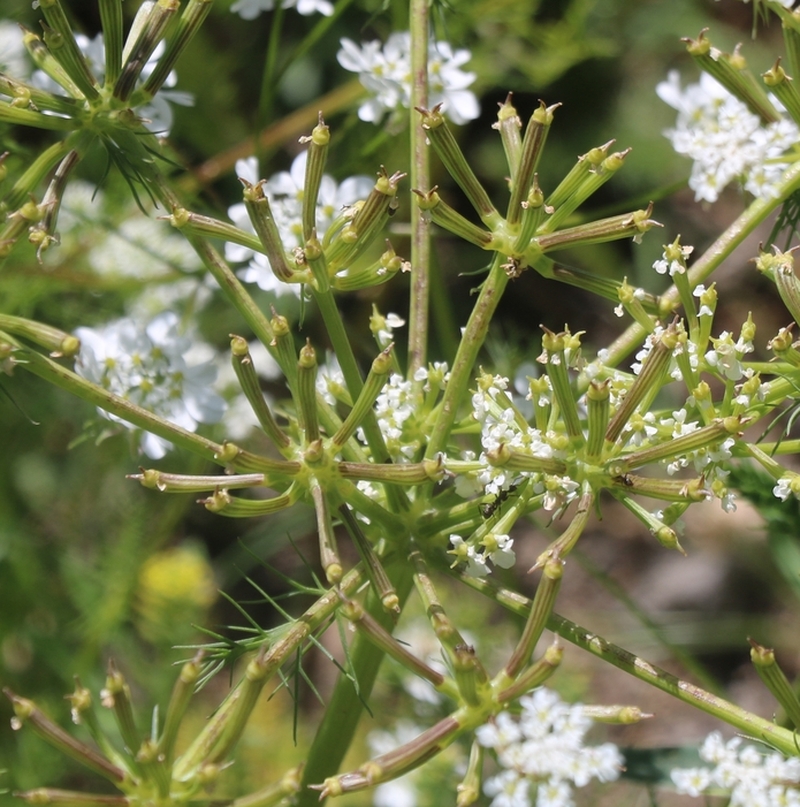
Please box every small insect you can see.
[614,473,634,488]
[480,484,518,519]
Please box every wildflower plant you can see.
[9,1,800,806]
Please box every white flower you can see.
[657,70,798,202]
[671,766,712,797]
[672,731,800,804]
[316,355,346,407]
[74,312,225,458]
[774,475,799,501]
[226,152,373,293]
[372,373,421,460]
[478,688,623,807]
[337,32,479,125]
[483,533,516,569]
[448,534,491,577]
[484,769,531,807]
[703,330,752,382]
[653,242,693,276]
[231,0,333,18]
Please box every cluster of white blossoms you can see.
[657,70,798,203]
[477,688,623,807]
[448,531,516,577]
[225,153,373,295]
[470,374,574,509]
[360,360,450,462]
[230,0,333,19]
[337,32,480,125]
[75,312,225,458]
[671,731,800,804]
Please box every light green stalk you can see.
[455,571,799,756]
[606,159,800,366]
[408,0,431,375]
[426,254,510,457]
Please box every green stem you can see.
[454,570,798,755]
[426,255,509,457]
[256,0,286,139]
[408,0,431,376]
[310,286,408,512]
[296,560,414,806]
[606,160,800,366]
[16,346,225,462]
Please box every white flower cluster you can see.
[471,375,575,509]
[448,532,515,577]
[704,330,754,382]
[477,688,623,807]
[226,153,373,295]
[337,32,480,125]
[75,312,225,458]
[362,360,450,462]
[671,731,800,805]
[653,243,693,277]
[230,0,333,19]
[372,373,420,461]
[657,71,798,203]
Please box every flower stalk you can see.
[338,505,399,612]
[496,642,563,703]
[3,689,126,783]
[505,557,563,679]
[417,106,499,226]
[749,640,800,729]
[506,101,558,224]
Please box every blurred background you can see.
[2,0,799,804]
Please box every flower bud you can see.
[242,181,294,283]
[762,59,800,125]
[506,558,564,679]
[332,346,393,448]
[0,314,79,358]
[3,688,125,783]
[494,93,522,176]
[413,188,494,248]
[297,339,320,444]
[299,114,330,242]
[497,641,563,702]
[606,323,679,444]
[581,705,653,724]
[750,639,800,729]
